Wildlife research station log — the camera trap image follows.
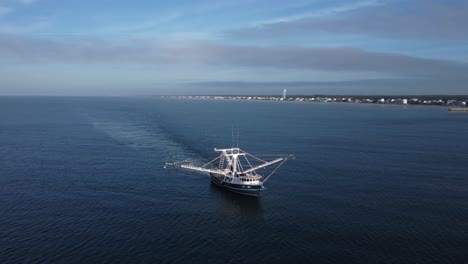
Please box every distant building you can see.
[282,89,287,100]
[402,99,408,104]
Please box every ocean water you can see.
[0,96,467,264]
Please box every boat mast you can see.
[215,148,245,174]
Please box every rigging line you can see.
[246,153,267,163]
[202,155,222,168]
[239,153,246,171]
[240,149,268,163]
[238,158,244,172]
[243,155,256,176]
[262,159,287,183]
[244,154,254,169]
[256,154,286,156]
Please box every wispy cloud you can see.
[0,0,36,5]
[15,0,36,4]
[0,20,48,33]
[96,12,182,36]
[228,0,468,40]
[256,0,384,24]
[316,0,383,15]
[1,34,467,82]
[157,43,468,81]
[0,6,12,16]
[90,0,259,37]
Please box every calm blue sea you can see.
[1,96,467,263]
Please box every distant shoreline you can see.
[159,95,467,109]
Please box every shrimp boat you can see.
[165,148,294,196]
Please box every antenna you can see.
[236,123,239,148]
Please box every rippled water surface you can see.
[1,97,467,263]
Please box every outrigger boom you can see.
[165,147,294,196]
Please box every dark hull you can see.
[210,174,264,197]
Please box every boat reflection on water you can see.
[209,182,264,219]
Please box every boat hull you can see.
[210,173,264,197]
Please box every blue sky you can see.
[0,0,467,95]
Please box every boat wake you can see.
[89,117,199,162]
